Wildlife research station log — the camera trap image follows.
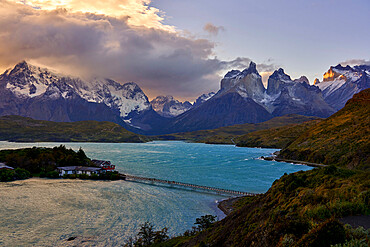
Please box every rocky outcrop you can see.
[219,62,266,102]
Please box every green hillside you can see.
[155,114,319,144]
[235,120,321,149]
[0,115,150,143]
[279,89,370,170]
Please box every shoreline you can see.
[261,156,327,168]
[217,196,245,215]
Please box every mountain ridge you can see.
[1,60,369,135]
[0,61,168,132]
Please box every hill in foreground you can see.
[0,115,149,143]
[169,167,369,247]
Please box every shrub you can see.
[280,234,295,247]
[0,169,15,182]
[45,171,59,178]
[195,215,217,231]
[297,219,346,247]
[14,168,31,180]
[331,239,369,247]
[63,174,77,179]
[78,173,90,179]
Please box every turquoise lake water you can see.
[0,141,312,246]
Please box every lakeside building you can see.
[57,166,105,177]
[0,163,14,170]
[91,160,116,171]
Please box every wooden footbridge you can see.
[122,174,257,196]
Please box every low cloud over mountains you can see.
[0,0,275,100]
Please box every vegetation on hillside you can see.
[155,115,319,143]
[166,167,370,247]
[0,115,150,143]
[279,89,370,170]
[235,120,321,149]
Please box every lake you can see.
[0,141,312,246]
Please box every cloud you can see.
[203,23,225,36]
[339,59,370,66]
[8,0,175,31]
[0,1,275,100]
[219,57,277,72]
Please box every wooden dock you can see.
[123,174,257,196]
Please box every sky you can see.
[0,0,369,101]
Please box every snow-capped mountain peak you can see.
[150,95,192,118]
[266,68,293,95]
[294,76,310,85]
[4,61,66,98]
[220,61,265,102]
[2,61,151,120]
[316,64,370,110]
[269,68,292,83]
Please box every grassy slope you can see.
[279,89,370,170]
[155,114,319,144]
[235,120,321,149]
[0,115,150,143]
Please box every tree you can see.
[138,221,155,246]
[125,221,169,247]
[153,227,169,244]
[77,147,88,164]
[195,215,217,231]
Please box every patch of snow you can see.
[168,105,190,116]
[199,92,215,102]
[124,118,132,124]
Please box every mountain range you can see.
[0,60,368,135]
